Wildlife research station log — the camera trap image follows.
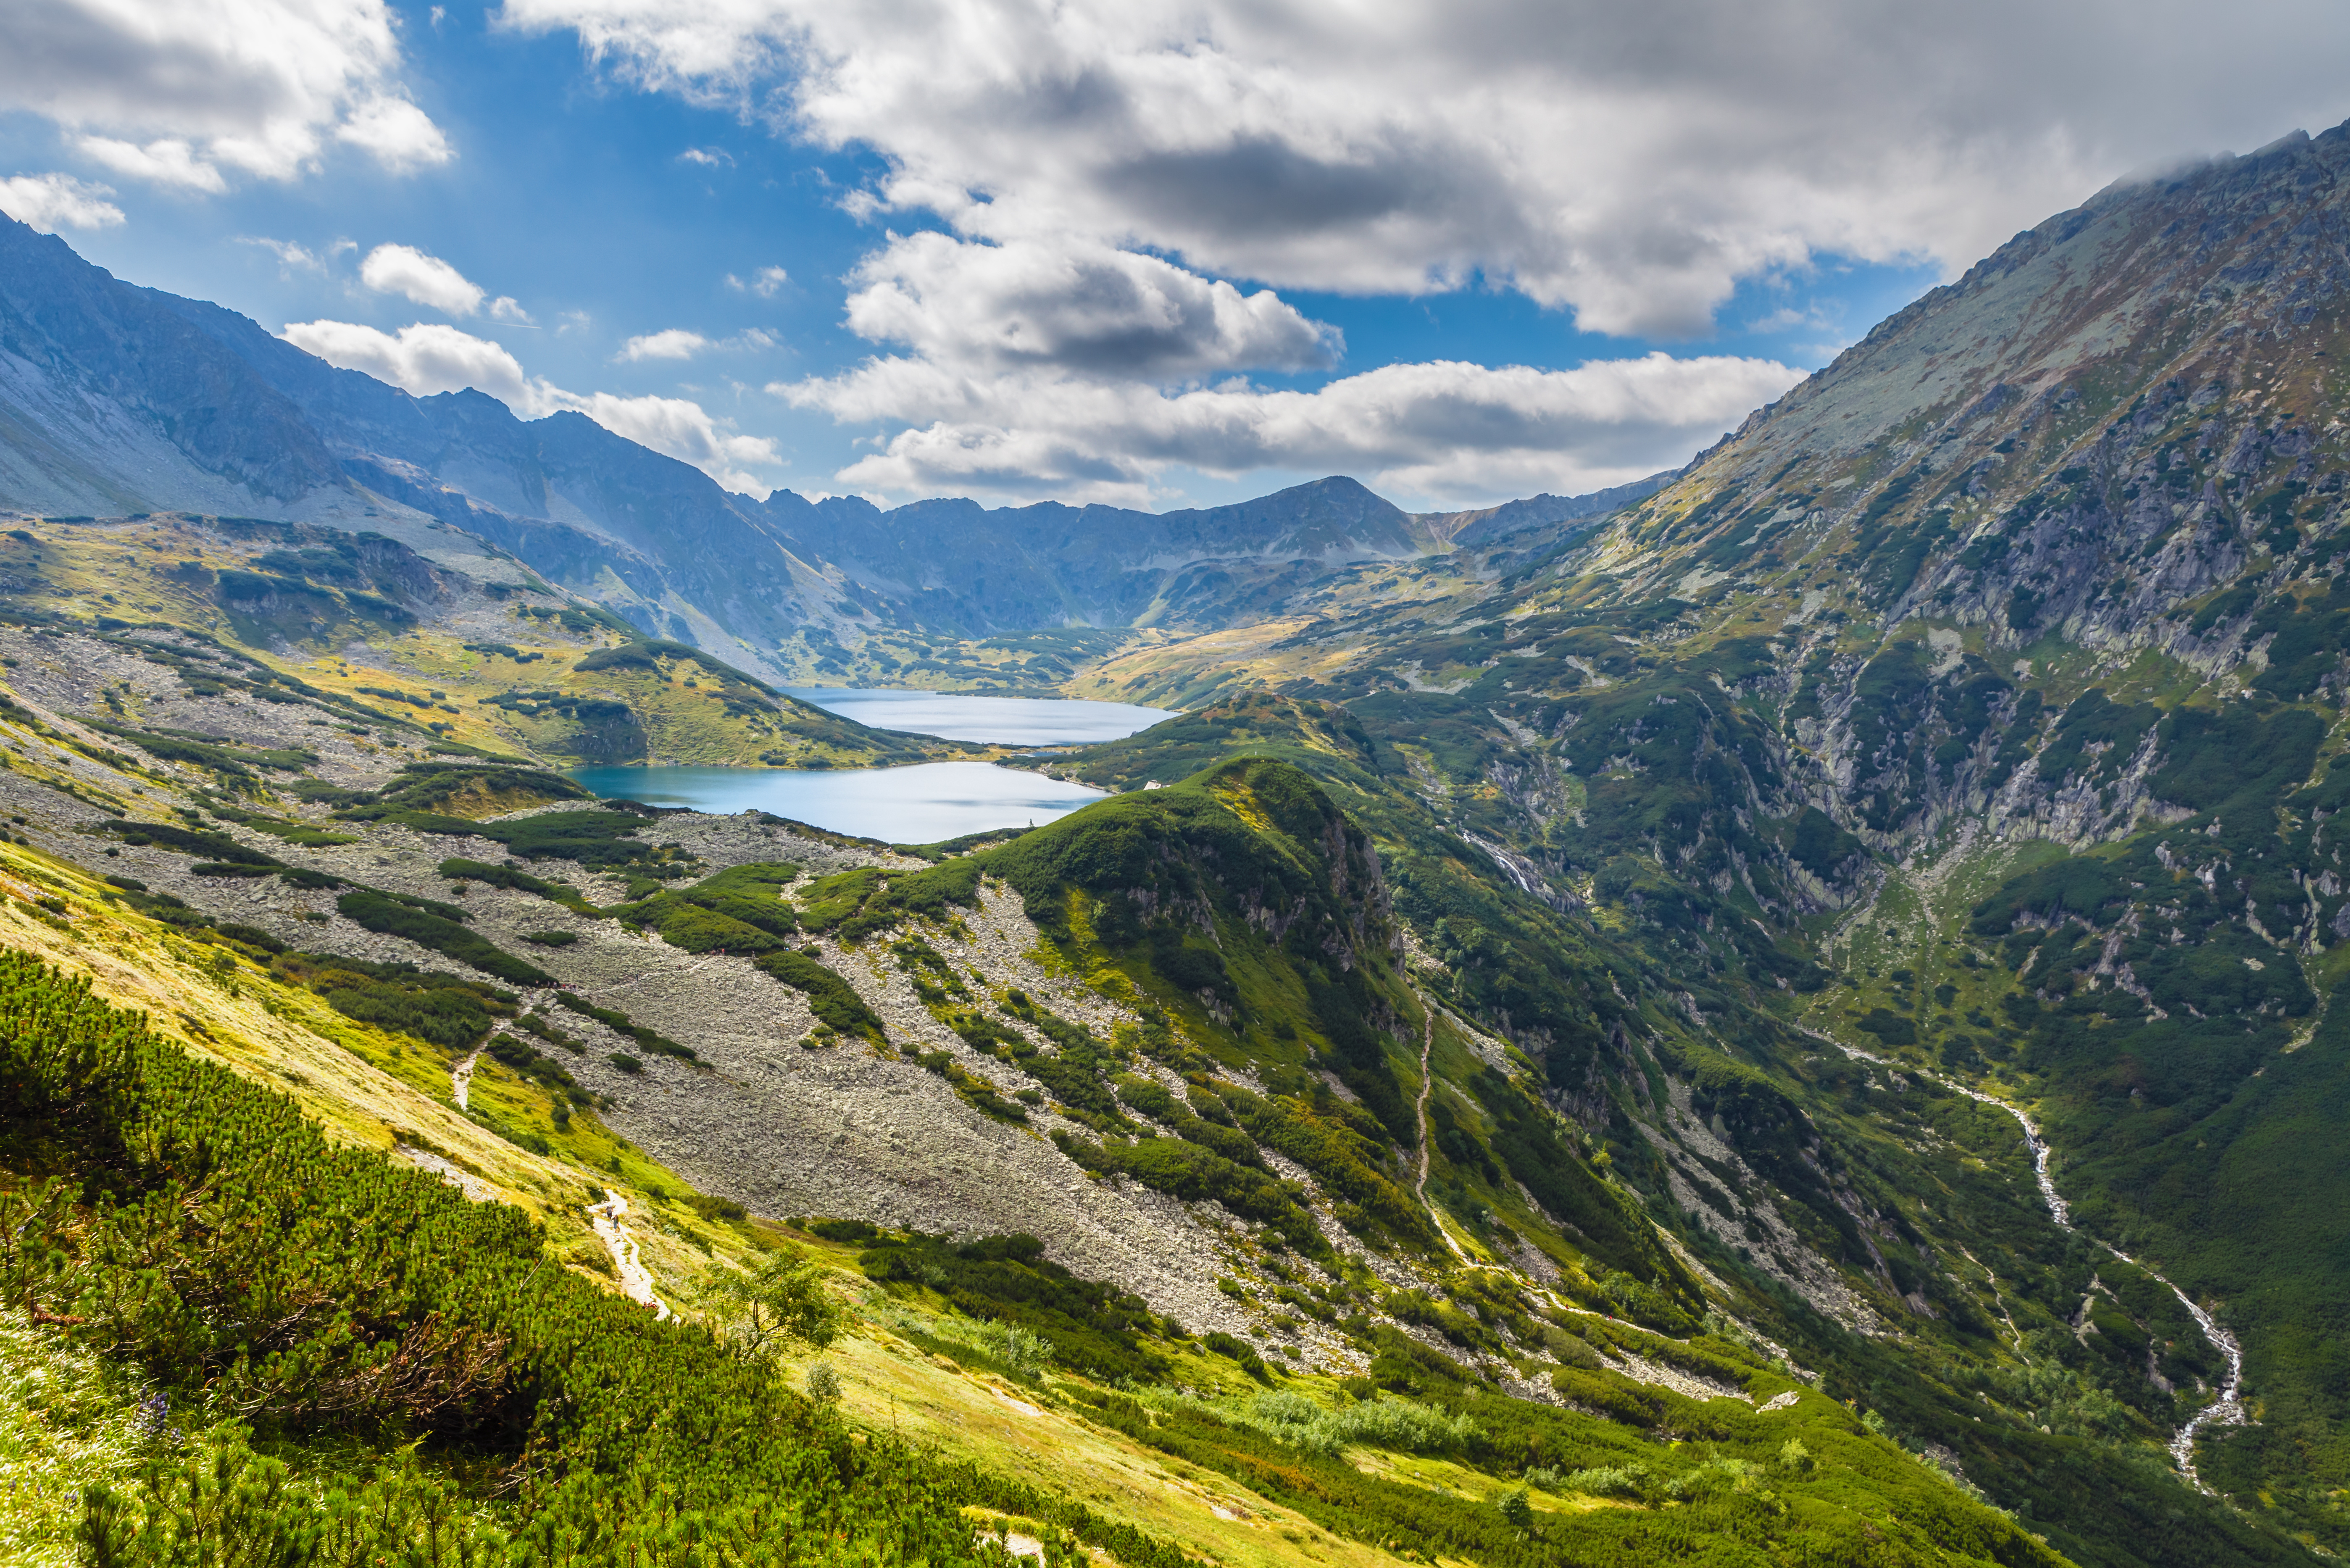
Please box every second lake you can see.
[784,685,1171,745]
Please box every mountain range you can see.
[0,213,1666,682]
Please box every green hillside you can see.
[0,743,2068,1568]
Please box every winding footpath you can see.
[587,1190,671,1321]
[1816,1030,2246,1490]
[1411,997,1474,1266]
[450,1044,485,1111]
[451,1048,673,1322]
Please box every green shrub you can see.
[335,889,554,986]
[0,950,1193,1568]
[270,950,516,1050]
[553,992,697,1061]
[755,949,888,1043]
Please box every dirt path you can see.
[587,1190,671,1320]
[450,1044,485,1110]
[1414,1007,1435,1199]
[1410,995,1474,1266]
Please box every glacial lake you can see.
[783,685,1170,745]
[571,687,1171,842]
[568,761,1111,844]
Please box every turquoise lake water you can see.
[570,687,1167,842]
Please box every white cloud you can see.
[76,137,227,192]
[0,1,451,189]
[679,146,733,166]
[842,232,1337,379]
[545,389,779,492]
[499,0,2350,338]
[0,171,123,231]
[618,326,785,360]
[726,264,789,296]
[502,0,2350,500]
[281,318,779,492]
[489,296,535,324]
[239,235,332,270]
[619,328,711,361]
[335,94,453,171]
[781,351,1800,505]
[359,243,487,315]
[284,319,533,402]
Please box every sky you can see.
[1,3,2347,514]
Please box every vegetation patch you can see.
[858,1231,1167,1384]
[334,888,555,987]
[0,949,1149,1568]
[553,992,698,1062]
[268,949,518,1050]
[755,949,889,1043]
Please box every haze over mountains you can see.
[0,213,1668,675]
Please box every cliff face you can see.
[0,222,353,516]
[1466,123,2350,862]
[1613,124,2350,663]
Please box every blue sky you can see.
[2,2,2344,511]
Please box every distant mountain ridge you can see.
[0,217,1661,677]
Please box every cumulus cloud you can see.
[549,389,780,491]
[500,0,2350,500]
[843,232,1337,379]
[500,0,2350,338]
[679,146,733,166]
[782,352,1800,505]
[0,1,451,189]
[282,318,779,491]
[77,137,227,192]
[284,319,532,402]
[726,264,789,296]
[619,328,710,361]
[0,171,123,232]
[335,94,453,171]
[360,243,486,315]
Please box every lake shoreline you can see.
[565,687,1168,840]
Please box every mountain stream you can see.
[1816,1032,2245,1490]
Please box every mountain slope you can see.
[0,224,354,517]
[0,613,2074,1567]
[1046,118,2350,1557]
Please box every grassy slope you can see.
[1029,702,2315,1567]
[0,513,967,769]
[0,816,1352,1568]
[0,699,2062,1567]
